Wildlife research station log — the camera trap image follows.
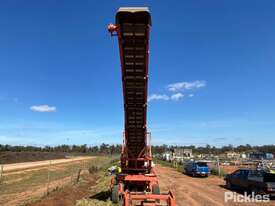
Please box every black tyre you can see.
[183,168,187,174]
[111,185,119,203]
[226,180,232,189]
[152,184,160,194]
[251,187,259,196]
[251,187,265,196]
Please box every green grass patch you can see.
[210,167,227,177]
[154,159,183,173]
[75,158,120,206]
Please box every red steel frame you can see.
[108,8,176,206]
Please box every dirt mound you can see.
[29,173,96,206]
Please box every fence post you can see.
[71,167,73,184]
[76,168,81,183]
[0,165,3,183]
[217,157,221,177]
[46,160,52,195]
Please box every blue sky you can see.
[0,0,275,147]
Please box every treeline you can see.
[152,144,275,155]
[0,144,121,155]
[1,144,275,155]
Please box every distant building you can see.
[173,148,193,158]
[196,153,205,159]
[226,151,240,159]
[249,152,274,160]
[266,153,274,159]
[241,153,247,159]
[173,148,184,158]
[183,149,193,158]
[162,152,172,161]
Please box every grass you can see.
[1,160,83,194]
[154,158,183,173]
[75,159,120,206]
[0,156,116,206]
[75,172,118,206]
[210,167,227,177]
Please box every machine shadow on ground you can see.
[182,172,209,178]
[89,190,110,201]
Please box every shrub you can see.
[210,167,226,177]
[88,166,99,174]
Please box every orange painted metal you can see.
[123,191,176,206]
[108,7,176,206]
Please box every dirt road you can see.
[2,156,94,172]
[156,165,275,206]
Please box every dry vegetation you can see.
[75,170,118,206]
[0,156,115,206]
[0,151,66,164]
[3,156,272,206]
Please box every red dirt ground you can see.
[156,165,275,206]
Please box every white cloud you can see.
[30,105,56,113]
[148,93,186,102]
[167,80,206,92]
[171,93,184,101]
[189,94,194,97]
[148,94,169,102]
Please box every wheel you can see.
[251,187,259,196]
[183,168,187,174]
[111,185,119,203]
[251,187,265,196]
[152,184,160,194]
[226,180,232,189]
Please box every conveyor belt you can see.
[115,8,151,162]
[108,9,176,206]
